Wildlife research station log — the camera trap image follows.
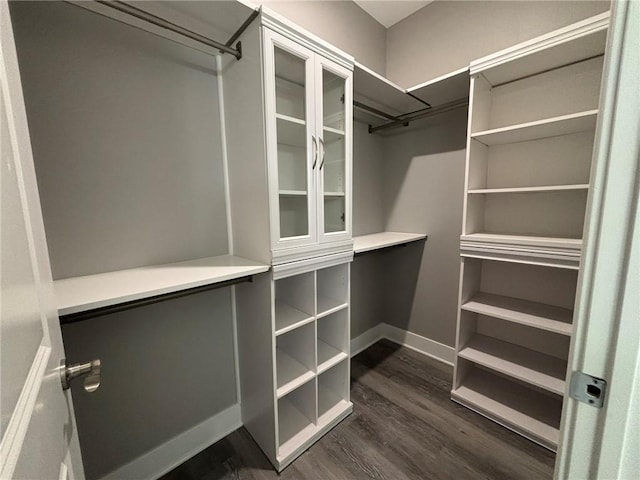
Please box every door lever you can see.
[60,358,101,392]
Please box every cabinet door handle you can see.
[319,137,326,170]
[312,136,318,169]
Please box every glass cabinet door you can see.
[317,59,351,241]
[267,31,316,246]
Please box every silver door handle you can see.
[319,137,326,170]
[61,358,101,393]
[312,136,318,169]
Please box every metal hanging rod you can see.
[85,1,259,60]
[368,98,469,134]
[353,100,409,126]
[59,275,254,324]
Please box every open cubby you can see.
[275,272,315,335]
[471,56,603,134]
[278,379,316,457]
[318,360,349,424]
[452,362,562,449]
[317,263,349,316]
[317,309,349,373]
[276,322,315,398]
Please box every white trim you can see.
[99,404,242,480]
[272,250,353,280]
[470,12,610,76]
[0,345,51,480]
[260,7,354,71]
[350,324,385,357]
[272,240,354,265]
[350,323,455,366]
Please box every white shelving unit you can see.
[454,12,609,451]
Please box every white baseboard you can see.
[100,404,242,480]
[350,324,385,357]
[351,323,455,366]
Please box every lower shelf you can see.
[452,367,561,450]
[278,396,317,458]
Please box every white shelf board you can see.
[459,335,567,395]
[353,61,427,116]
[324,191,345,197]
[279,190,308,197]
[278,396,316,457]
[407,67,470,108]
[275,302,314,336]
[276,112,305,126]
[276,349,315,398]
[323,126,344,144]
[55,255,269,316]
[472,110,598,146]
[317,296,348,318]
[317,340,348,374]
[468,184,589,194]
[277,115,306,147]
[452,368,561,449]
[460,233,582,251]
[353,232,427,254]
[462,293,573,336]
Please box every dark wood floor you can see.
[161,340,555,479]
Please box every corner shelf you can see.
[471,110,598,146]
[407,67,470,108]
[461,293,573,336]
[468,184,589,194]
[459,335,567,396]
[55,255,270,316]
[353,232,427,254]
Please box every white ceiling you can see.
[353,0,434,28]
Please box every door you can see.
[316,56,352,244]
[264,28,318,251]
[554,1,639,478]
[0,4,85,479]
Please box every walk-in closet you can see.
[2,1,638,480]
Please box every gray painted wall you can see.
[261,1,387,75]
[11,3,237,479]
[386,0,610,87]
[11,1,229,280]
[381,109,467,346]
[62,289,237,480]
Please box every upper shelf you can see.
[472,110,598,146]
[353,62,426,117]
[353,232,427,254]
[55,255,270,316]
[470,12,609,86]
[407,67,470,108]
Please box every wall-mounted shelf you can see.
[471,110,598,146]
[461,293,573,336]
[353,232,428,254]
[407,67,470,108]
[55,255,269,316]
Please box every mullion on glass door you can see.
[315,55,352,244]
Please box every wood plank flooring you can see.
[161,340,555,479]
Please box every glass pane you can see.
[322,68,346,234]
[275,47,309,239]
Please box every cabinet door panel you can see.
[316,57,352,243]
[264,29,317,248]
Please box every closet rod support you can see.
[224,8,260,52]
[59,275,255,324]
[92,1,245,58]
[369,98,469,134]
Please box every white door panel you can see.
[0,3,85,479]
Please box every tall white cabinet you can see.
[224,9,354,471]
[453,13,609,451]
